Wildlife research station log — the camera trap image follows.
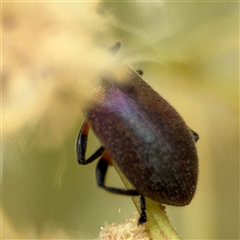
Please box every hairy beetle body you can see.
[76,43,199,225]
[84,65,198,206]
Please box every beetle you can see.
[76,42,199,225]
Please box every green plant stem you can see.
[112,161,181,240]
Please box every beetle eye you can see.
[136,69,143,76]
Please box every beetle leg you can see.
[138,195,147,225]
[96,151,140,196]
[97,157,148,225]
[76,120,105,165]
[191,129,199,142]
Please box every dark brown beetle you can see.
[76,43,199,225]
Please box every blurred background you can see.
[2,1,239,239]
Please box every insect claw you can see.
[138,210,147,225]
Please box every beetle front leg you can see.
[76,120,105,165]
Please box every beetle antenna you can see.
[107,42,121,55]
